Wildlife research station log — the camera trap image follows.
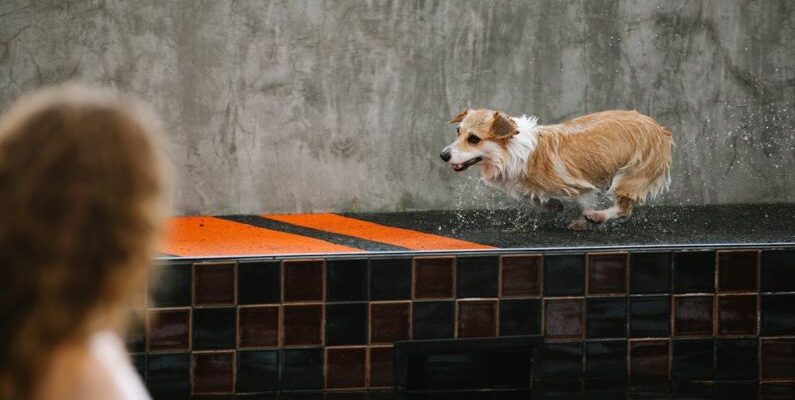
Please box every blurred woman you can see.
[0,85,170,399]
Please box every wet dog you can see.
[441,109,673,230]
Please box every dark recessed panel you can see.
[630,253,671,294]
[238,260,281,304]
[456,256,499,298]
[370,258,412,301]
[326,259,368,302]
[544,255,585,296]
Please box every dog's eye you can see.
[467,134,481,144]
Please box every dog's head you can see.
[440,109,518,172]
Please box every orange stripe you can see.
[263,213,496,251]
[164,216,362,257]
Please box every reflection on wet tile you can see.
[673,251,715,293]
[500,255,542,297]
[326,347,367,389]
[761,339,795,380]
[718,251,758,292]
[238,260,281,304]
[147,309,190,351]
[370,258,412,300]
[630,296,671,337]
[413,257,455,299]
[587,297,627,338]
[325,302,367,346]
[585,341,627,381]
[283,260,324,302]
[674,296,714,337]
[281,348,324,390]
[236,350,279,392]
[630,253,671,294]
[370,302,410,344]
[192,307,236,350]
[412,301,454,340]
[544,255,585,296]
[760,250,795,292]
[458,300,498,338]
[326,259,368,302]
[717,339,757,380]
[588,253,628,295]
[369,347,394,388]
[151,263,192,307]
[761,294,795,336]
[542,342,583,381]
[672,339,714,380]
[499,299,541,336]
[544,298,584,339]
[238,306,280,347]
[630,340,670,383]
[146,352,190,395]
[283,304,323,346]
[718,295,757,335]
[193,351,234,394]
[194,262,236,305]
[456,256,499,298]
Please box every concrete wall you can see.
[1,0,793,215]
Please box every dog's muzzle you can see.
[451,157,482,172]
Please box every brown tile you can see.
[718,295,757,335]
[630,340,670,383]
[370,302,411,344]
[588,253,628,295]
[674,296,714,336]
[458,300,498,338]
[413,257,454,299]
[147,309,190,351]
[761,339,795,380]
[283,260,324,302]
[326,347,367,389]
[239,306,280,347]
[718,251,758,292]
[193,351,234,394]
[194,262,236,305]
[283,304,323,346]
[369,346,394,388]
[500,255,542,297]
[544,298,584,339]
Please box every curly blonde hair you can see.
[0,85,170,399]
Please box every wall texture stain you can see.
[0,0,793,214]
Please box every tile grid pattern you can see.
[134,249,795,395]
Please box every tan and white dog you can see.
[440,109,673,230]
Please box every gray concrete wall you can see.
[1,0,793,215]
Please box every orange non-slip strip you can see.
[164,216,362,257]
[263,213,496,251]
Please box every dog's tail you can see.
[641,127,673,203]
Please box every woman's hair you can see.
[0,84,171,399]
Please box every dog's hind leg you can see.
[583,196,634,224]
[567,190,598,230]
[583,173,639,224]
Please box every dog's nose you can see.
[440,150,451,162]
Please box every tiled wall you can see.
[130,248,795,396]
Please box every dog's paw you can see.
[583,210,607,224]
[567,218,590,231]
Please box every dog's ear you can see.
[490,112,518,138]
[449,109,468,124]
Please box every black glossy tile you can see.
[147,308,190,351]
[151,263,192,307]
[629,340,669,383]
[281,348,324,390]
[630,253,671,294]
[499,299,541,336]
[761,294,795,336]
[194,262,236,305]
[193,351,234,394]
[326,347,367,389]
[500,255,542,297]
[544,255,585,296]
[127,318,146,353]
[672,339,714,380]
[370,258,412,300]
[587,297,627,339]
[146,352,190,396]
[629,296,671,337]
[544,298,584,339]
[283,260,324,302]
[760,382,795,400]
[283,304,323,346]
[132,354,146,380]
[542,342,583,382]
[673,251,715,293]
[412,301,454,340]
[761,339,795,380]
[192,307,236,350]
[456,256,499,298]
[237,350,279,393]
[718,295,757,335]
[674,295,714,336]
[718,251,758,292]
[716,339,757,381]
[369,347,394,388]
[713,382,759,400]
[588,253,628,295]
[457,300,498,338]
[238,260,280,304]
[761,250,795,292]
[413,257,455,299]
[585,341,627,381]
[370,302,410,344]
[327,259,368,302]
[239,306,280,347]
[325,302,368,345]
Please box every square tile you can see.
[718,295,757,335]
[674,296,714,336]
[239,306,280,347]
[194,262,236,305]
[761,339,795,380]
[544,298,584,339]
[151,263,192,307]
[193,351,234,394]
[238,260,281,304]
[629,340,670,383]
[499,299,541,336]
[283,260,324,302]
[673,251,716,293]
[281,348,324,390]
[413,257,454,299]
[370,302,411,344]
[325,302,367,345]
[587,297,627,338]
[716,339,757,380]
[630,253,672,294]
[146,352,190,396]
[456,256,499,298]
[500,255,542,297]
[369,347,394,388]
[457,300,498,338]
[370,258,412,300]
[192,307,236,350]
[147,309,190,351]
[761,294,795,336]
[542,342,583,381]
[283,304,324,346]
[718,251,758,292]
[588,253,628,295]
[412,301,454,340]
[327,259,368,302]
[672,339,714,380]
[630,296,671,337]
[544,255,585,296]
[237,350,279,393]
[761,250,795,292]
[326,347,367,389]
[585,341,627,381]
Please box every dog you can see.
[440,109,673,230]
